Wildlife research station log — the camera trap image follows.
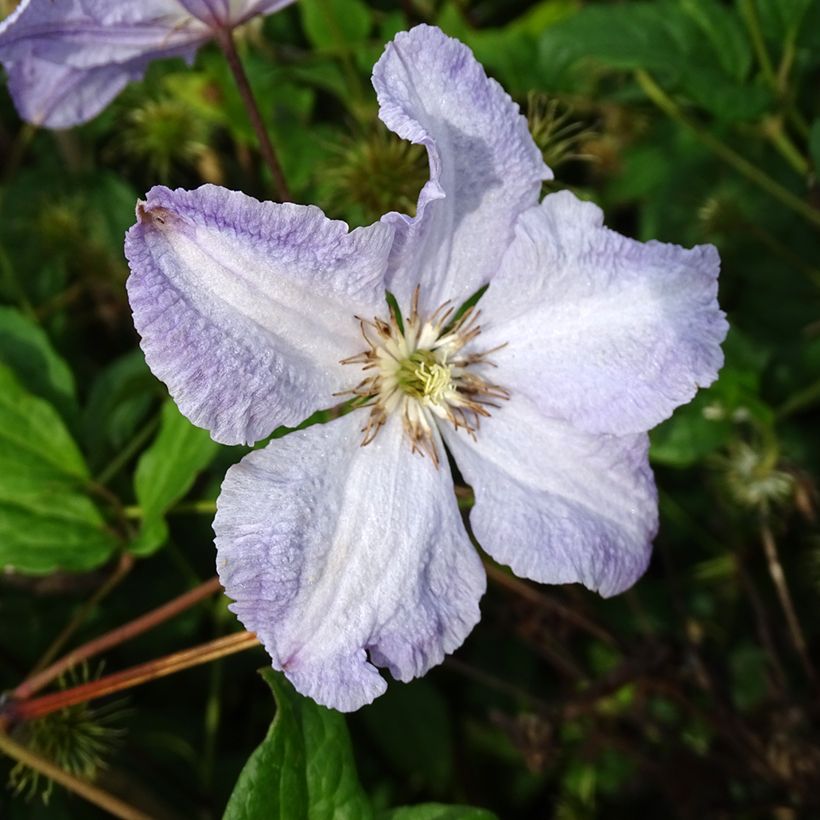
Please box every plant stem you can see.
[124,499,218,519]
[15,577,223,700]
[95,412,160,487]
[6,632,259,726]
[635,70,820,231]
[777,376,820,419]
[27,553,136,678]
[215,27,291,202]
[739,0,777,88]
[0,731,151,820]
[483,560,618,646]
[762,117,808,176]
[759,520,816,684]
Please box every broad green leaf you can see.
[379,806,498,820]
[299,0,371,50]
[130,401,218,556]
[0,365,118,573]
[82,349,157,467]
[540,1,772,121]
[223,669,374,820]
[0,306,77,424]
[680,0,751,80]
[539,2,697,72]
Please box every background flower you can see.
[0,0,294,127]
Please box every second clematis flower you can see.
[0,0,294,128]
[125,25,728,711]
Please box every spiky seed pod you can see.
[318,123,428,225]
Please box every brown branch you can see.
[483,560,618,646]
[760,521,816,684]
[0,730,151,820]
[13,577,223,701]
[6,632,260,727]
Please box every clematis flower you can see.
[0,0,294,128]
[125,25,728,711]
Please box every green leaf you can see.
[0,364,118,573]
[379,806,498,820]
[810,119,820,172]
[298,0,372,50]
[82,350,158,467]
[223,669,374,820]
[680,0,751,80]
[541,1,772,121]
[0,306,77,424]
[130,401,218,556]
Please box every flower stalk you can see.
[215,27,291,202]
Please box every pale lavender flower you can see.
[124,25,728,711]
[0,0,294,128]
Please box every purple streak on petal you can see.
[215,411,485,711]
[125,184,393,445]
[444,394,658,598]
[475,190,728,437]
[178,0,295,26]
[372,24,550,314]
[0,0,206,126]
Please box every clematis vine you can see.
[125,25,727,711]
[0,0,294,128]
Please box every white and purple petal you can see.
[0,0,205,126]
[125,184,394,445]
[0,0,294,127]
[215,411,485,711]
[444,393,658,597]
[177,0,294,27]
[372,24,550,313]
[475,190,728,437]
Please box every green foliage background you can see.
[1,0,819,817]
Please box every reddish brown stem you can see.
[483,560,618,646]
[6,632,260,726]
[215,27,291,202]
[760,521,816,684]
[14,576,223,700]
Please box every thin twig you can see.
[6,632,260,726]
[15,576,223,700]
[635,70,820,231]
[215,27,291,202]
[759,520,816,684]
[0,731,151,820]
[736,560,788,694]
[483,561,618,646]
[27,553,136,677]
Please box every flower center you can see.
[338,288,508,465]
[396,350,452,402]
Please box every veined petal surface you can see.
[2,56,149,128]
[0,0,205,126]
[444,394,658,598]
[177,0,295,27]
[476,190,728,436]
[0,1,203,67]
[125,185,394,445]
[215,411,486,712]
[372,24,550,314]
